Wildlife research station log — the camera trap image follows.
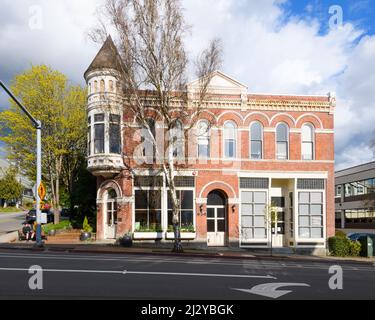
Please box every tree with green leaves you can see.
[0,65,87,222]
[0,168,23,208]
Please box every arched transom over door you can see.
[207,190,227,247]
[105,189,118,240]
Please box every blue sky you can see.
[1,0,375,169]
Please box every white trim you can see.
[243,112,271,126]
[238,172,328,179]
[270,113,297,126]
[296,113,324,129]
[218,111,244,124]
[199,181,237,199]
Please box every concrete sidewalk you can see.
[0,242,374,265]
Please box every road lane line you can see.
[0,267,276,279]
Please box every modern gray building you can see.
[335,161,375,230]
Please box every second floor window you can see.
[94,114,105,154]
[250,121,263,160]
[302,124,314,160]
[197,121,210,158]
[109,114,121,154]
[142,118,156,161]
[276,123,289,160]
[224,121,237,159]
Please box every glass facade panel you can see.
[241,191,267,240]
[298,192,324,239]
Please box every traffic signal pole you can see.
[0,80,44,247]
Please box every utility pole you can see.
[0,80,43,247]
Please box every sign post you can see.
[0,80,44,248]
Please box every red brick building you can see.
[84,37,335,251]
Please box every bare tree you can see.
[90,0,222,252]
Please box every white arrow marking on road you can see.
[232,283,310,299]
[0,267,276,279]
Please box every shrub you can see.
[82,216,93,233]
[335,230,347,238]
[43,220,72,234]
[328,236,362,257]
[349,241,362,257]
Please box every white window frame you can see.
[239,189,269,248]
[197,120,210,159]
[250,121,264,160]
[295,188,326,246]
[223,120,237,159]
[301,123,315,161]
[276,122,290,160]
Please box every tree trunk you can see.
[54,176,60,224]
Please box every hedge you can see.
[328,236,361,257]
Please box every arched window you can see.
[276,123,289,160]
[100,79,105,92]
[302,124,314,160]
[94,81,98,93]
[171,120,184,159]
[250,121,263,160]
[197,120,210,158]
[224,121,237,159]
[109,80,114,92]
[143,118,156,162]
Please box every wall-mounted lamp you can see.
[199,205,206,216]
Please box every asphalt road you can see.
[0,213,25,235]
[0,250,374,300]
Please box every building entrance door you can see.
[207,206,226,246]
[105,189,118,240]
[271,196,286,248]
[207,190,227,247]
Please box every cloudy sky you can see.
[0,0,375,170]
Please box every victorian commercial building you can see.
[84,37,336,251]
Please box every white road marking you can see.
[0,252,374,271]
[232,283,311,299]
[0,267,276,279]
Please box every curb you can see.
[0,244,374,266]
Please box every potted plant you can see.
[119,233,133,247]
[80,216,93,241]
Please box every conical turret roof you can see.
[84,36,124,79]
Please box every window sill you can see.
[133,232,163,240]
[165,232,196,240]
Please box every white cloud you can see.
[0,0,374,170]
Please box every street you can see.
[0,250,374,300]
[0,213,24,235]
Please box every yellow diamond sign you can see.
[38,182,46,201]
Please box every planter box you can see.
[133,232,163,240]
[166,232,196,240]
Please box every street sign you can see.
[38,182,46,201]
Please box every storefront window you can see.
[168,190,194,230]
[298,192,323,239]
[135,190,162,231]
[241,191,267,240]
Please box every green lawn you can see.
[0,207,23,213]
